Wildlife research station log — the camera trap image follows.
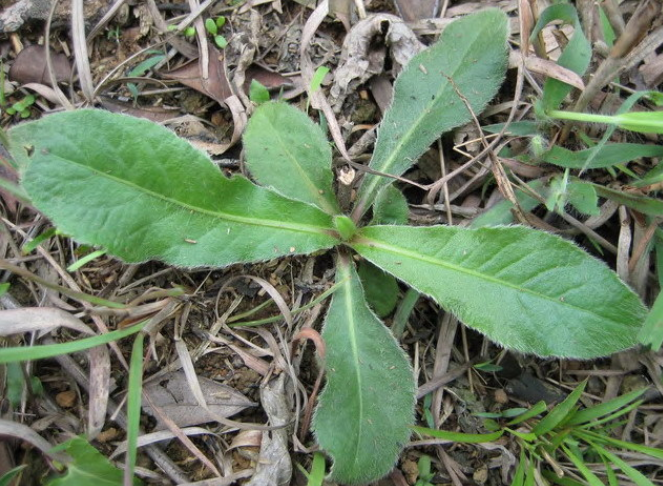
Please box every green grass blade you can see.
[586,439,655,486]
[412,425,503,443]
[566,388,646,426]
[533,381,586,436]
[561,444,605,486]
[0,323,145,364]
[124,332,145,486]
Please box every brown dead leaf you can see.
[243,64,293,93]
[329,13,424,111]
[143,370,255,429]
[162,45,232,104]
[9,45,72,86]
[100,97,181,123]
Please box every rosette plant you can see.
[3,9,646,485]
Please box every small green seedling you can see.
[204,16,228,49]
[414,455,435,486]
[5,94,36,118]
[3,9,647,485]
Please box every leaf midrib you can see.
[341,264,365,470]
[353,235,627,326]
[358,13,500,211]
[39,153,335,237]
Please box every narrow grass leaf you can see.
[244,102,339,214]
[576,430,663,459]
[507,401,548,426]
[543,144,663,170]
[352,226,645,358]
[591,183,663,216]
[586,440,655,486]
[533,381,586,436]
[412,426,503,443]
[313,255,415,485]
[305,452,326,486]
[124,333,144,486]
[0,323,145,364]
[9,109,337,268]
[561,445,605,486]
[354,9,508,216]
[566,388,646,426]
[0,466,26,486]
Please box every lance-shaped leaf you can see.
[9,109,338,267]
[351,225,646,358]
[313,254,415,485]
[244,102,339,214]
[353,9,508,217]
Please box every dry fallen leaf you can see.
[329,13,424,111]
[8,45,72,86]
[142,370,255,429]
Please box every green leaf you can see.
[591,183,663,216]
[638,289,663,350]
[9,109,337,267]
[244,102,339,214]
[205,18,217,35]
[589,443,655,486]
[567,181,600,216]
[313,255,415,485]
[566,387,646,426]
[0,323,145,364]
[125,333,144,484]
[471,179,548,228]
[530,4,591,111]
[412,426,503,443]
[351,226,646,358]
[614,111,663,134]
[357,260,399,317]
[543,144,663,169]
[249,79,270,104]
[561,444,605,486]
[372,185,409,225]
[0,466,26,486]
[533,380,586,436]
[47,436,142,486]
[353,9,508,217]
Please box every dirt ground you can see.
[1,0,663,485]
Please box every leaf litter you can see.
[1,0,663,485]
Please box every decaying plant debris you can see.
[1,0,663,485]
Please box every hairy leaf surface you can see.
[244,102,339,213]
[9,110,337,267]
[314,255,415,485]
[351,225,646,358]
[354,9,508,216]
